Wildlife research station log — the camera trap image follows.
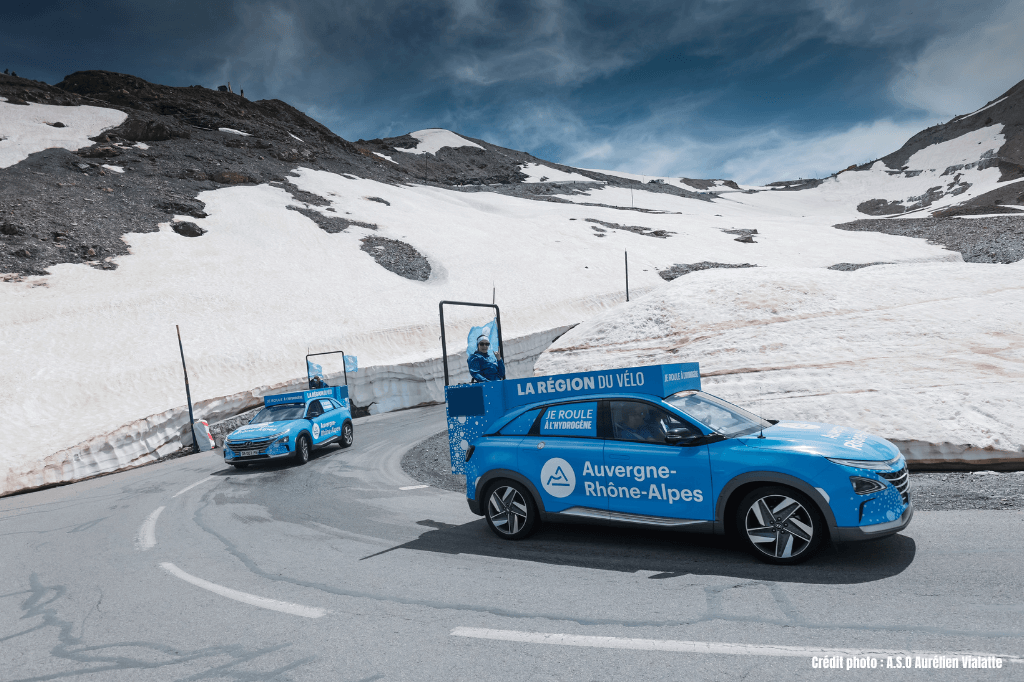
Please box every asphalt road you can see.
[1,404,1022,681]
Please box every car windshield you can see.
[664,390,770,438]
[249,404,305,424]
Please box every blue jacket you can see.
[468,351,505,382]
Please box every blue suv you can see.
[445,363,912,564]
[224,386,353,468]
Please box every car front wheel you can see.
[294,435,311,465]
[736,486,825,565]
[484,480,538,540]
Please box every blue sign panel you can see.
[539,402,598,437]
[264,385,349,407]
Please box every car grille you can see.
[879,464,910,504]
[227,436,273,450]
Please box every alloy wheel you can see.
[744,494,814,559]
[488,485,529,535]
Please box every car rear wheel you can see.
[339,422,353,448]
[736,486,825,565]
[484,480,538,540]
[294,435,311,465]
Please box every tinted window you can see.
[609,401,698,444]
[250,404,304,423]
[499,409,541,435]
[305,402,324,419]
[539,401,598,437]
[664,390,769,438]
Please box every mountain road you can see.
[1,404,1021,681]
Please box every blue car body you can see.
[445,363,912,548]
[223,386,353,464]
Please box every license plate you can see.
[238,449,262,457]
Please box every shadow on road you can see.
[374,517,916,585]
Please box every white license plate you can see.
[238,449,262,457]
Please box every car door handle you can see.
[607,453,630,460]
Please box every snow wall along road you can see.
[0,326,571,497]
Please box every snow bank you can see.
[395,129,484,155]
[0,101,126,168]
[0,325,570,495]
[536,262,1024,467]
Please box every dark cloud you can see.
[2,0,1021,181]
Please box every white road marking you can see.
[399,484,429,490]
[172,477,215,498]
[450,628,1024,663]
[160,563,327,618]
[136,506,164,550]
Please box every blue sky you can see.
[3,0,1022,183]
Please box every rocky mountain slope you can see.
[0,70,705,279]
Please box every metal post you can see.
[625,251,630,302]
[439,302,449,386]
[176,325,198,453]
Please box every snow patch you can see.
[102,164,125,173]
[0,101,127,169]
[905,124,1004,171]
[395,129,484,155]
[373,152,397,163]
[288,132,304,142]
[519,163,595,184]
[218,127,251,136]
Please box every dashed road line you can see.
[450,628,1024,663]
[172,477,216,498]
[399,484,429,490]
[160,562,327,618]
[136,506,164,550]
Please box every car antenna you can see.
[757,382,766,439]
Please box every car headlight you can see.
[850,476,887,494]
[266,432,290,454]
[827,456,900,471]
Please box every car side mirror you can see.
[665,428,700,445]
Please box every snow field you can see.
[0,164,956,494]
[0,101,127,168]
[394,128,484,155]
[536,261,1024,463]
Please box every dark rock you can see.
[47,122,66,128]
[155,199,208,219]
[834,215,1024,264]
[360,236,431,281]
[1,222,22,236]
[286,205,374,233]
[210,170,252,184]
[15,248,31,258]
[77,146,121,159]
[827,262,892,271]
[171,221,206,237]
[857,198,906,216]
[6,97,28,105]
[218,85,228,92]
[659,262,757,281]
[116,117,186,142]
[585,218,673,238]
[365,196,390,205]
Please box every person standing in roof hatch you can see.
[468,335,505,382]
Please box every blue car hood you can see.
[738,422,899,461]
[227,421,297,440]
